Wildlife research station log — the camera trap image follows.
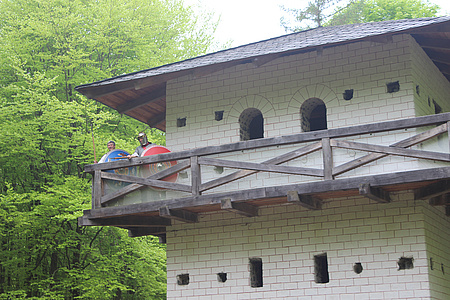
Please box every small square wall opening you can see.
[249,258,263,288]
[177,117,186,127]
[386,81,400,93]
[398,257,414,270]
[177,273,189,285]
[217,272,227,283]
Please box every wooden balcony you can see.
[79,113,450,238]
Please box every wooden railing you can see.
[85,113,450,210]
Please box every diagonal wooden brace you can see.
[287,191,322,210]
[221,199,258,217]
[159,206,198,223]
[359,183,391,203]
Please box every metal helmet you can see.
[137,132,148,146]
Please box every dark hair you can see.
[107,140,115,145]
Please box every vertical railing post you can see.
[92,170,102,209]
[191,156,201,196]
[322,138,333,180]
[447,121,450,153]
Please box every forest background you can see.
[0,0,442,299]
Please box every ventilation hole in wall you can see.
[433,100,442,114]
[386,81,400,93]
[397,257,414,270]
[343,89,354,100]
[215,110,224,121]
[415,85,420,95]
[249,258,263,288]
[177,117,186,127]
[214,166,224,174]
[217,272,227,283]
[177,273,189,285]
[353,262,363,274]
[314,253,329,283]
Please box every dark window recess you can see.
[301,98,327,132]
[215,110,224,121]
[309,104,327,131]
[249,258,263,288]
[177,117,186,127]
[314,253,329,283]
[398,257,414,270]
[217,272,227,283]
[239,108,264,141]
[177,273,189,285]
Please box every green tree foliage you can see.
[280,0,439,32]
[327,0,440,26]
[280,0,342,31]
[0,0,217,298]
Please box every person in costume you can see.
[127,132,153,158]
[94,140,116,163]
[106,140,116,151]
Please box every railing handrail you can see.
[85,112,450,173]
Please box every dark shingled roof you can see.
[75,17,450,131]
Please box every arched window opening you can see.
[239,108,264,141]
[300,98,327,132]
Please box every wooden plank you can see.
[332,140,450,162]
[159,206,198,223]
[359,183,391,203]
[100,172,191,192]
[128,228,167,238]
[78,215,171,227]
[92,171,102,209]
[85,113,450,173]
[199,157,323,177]
[221,199,258,217]
[322,138,333,180]
[200,142,322,192]
[116,84,166,114]
[100,160,190,205]
[191,156,201,196]
[286,191,322,210]
[428,193,450,206]
[82,166,450,219]
[414,179,450,200]
[333,123,447,176]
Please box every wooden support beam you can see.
[359,183,391,203]
[221,199,258,217]
[78,215,171,227]
[191,156,201,196]
[159,206,198,223]
[116,84,165,114]
[428,193,450,206]
[414,180,450,200]
[147,112,166,128]
[92,170,102,209]
[127,228,167,238]
[287,191,322,210]
[322,138,333,180]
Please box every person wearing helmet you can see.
[127,132,152,159]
